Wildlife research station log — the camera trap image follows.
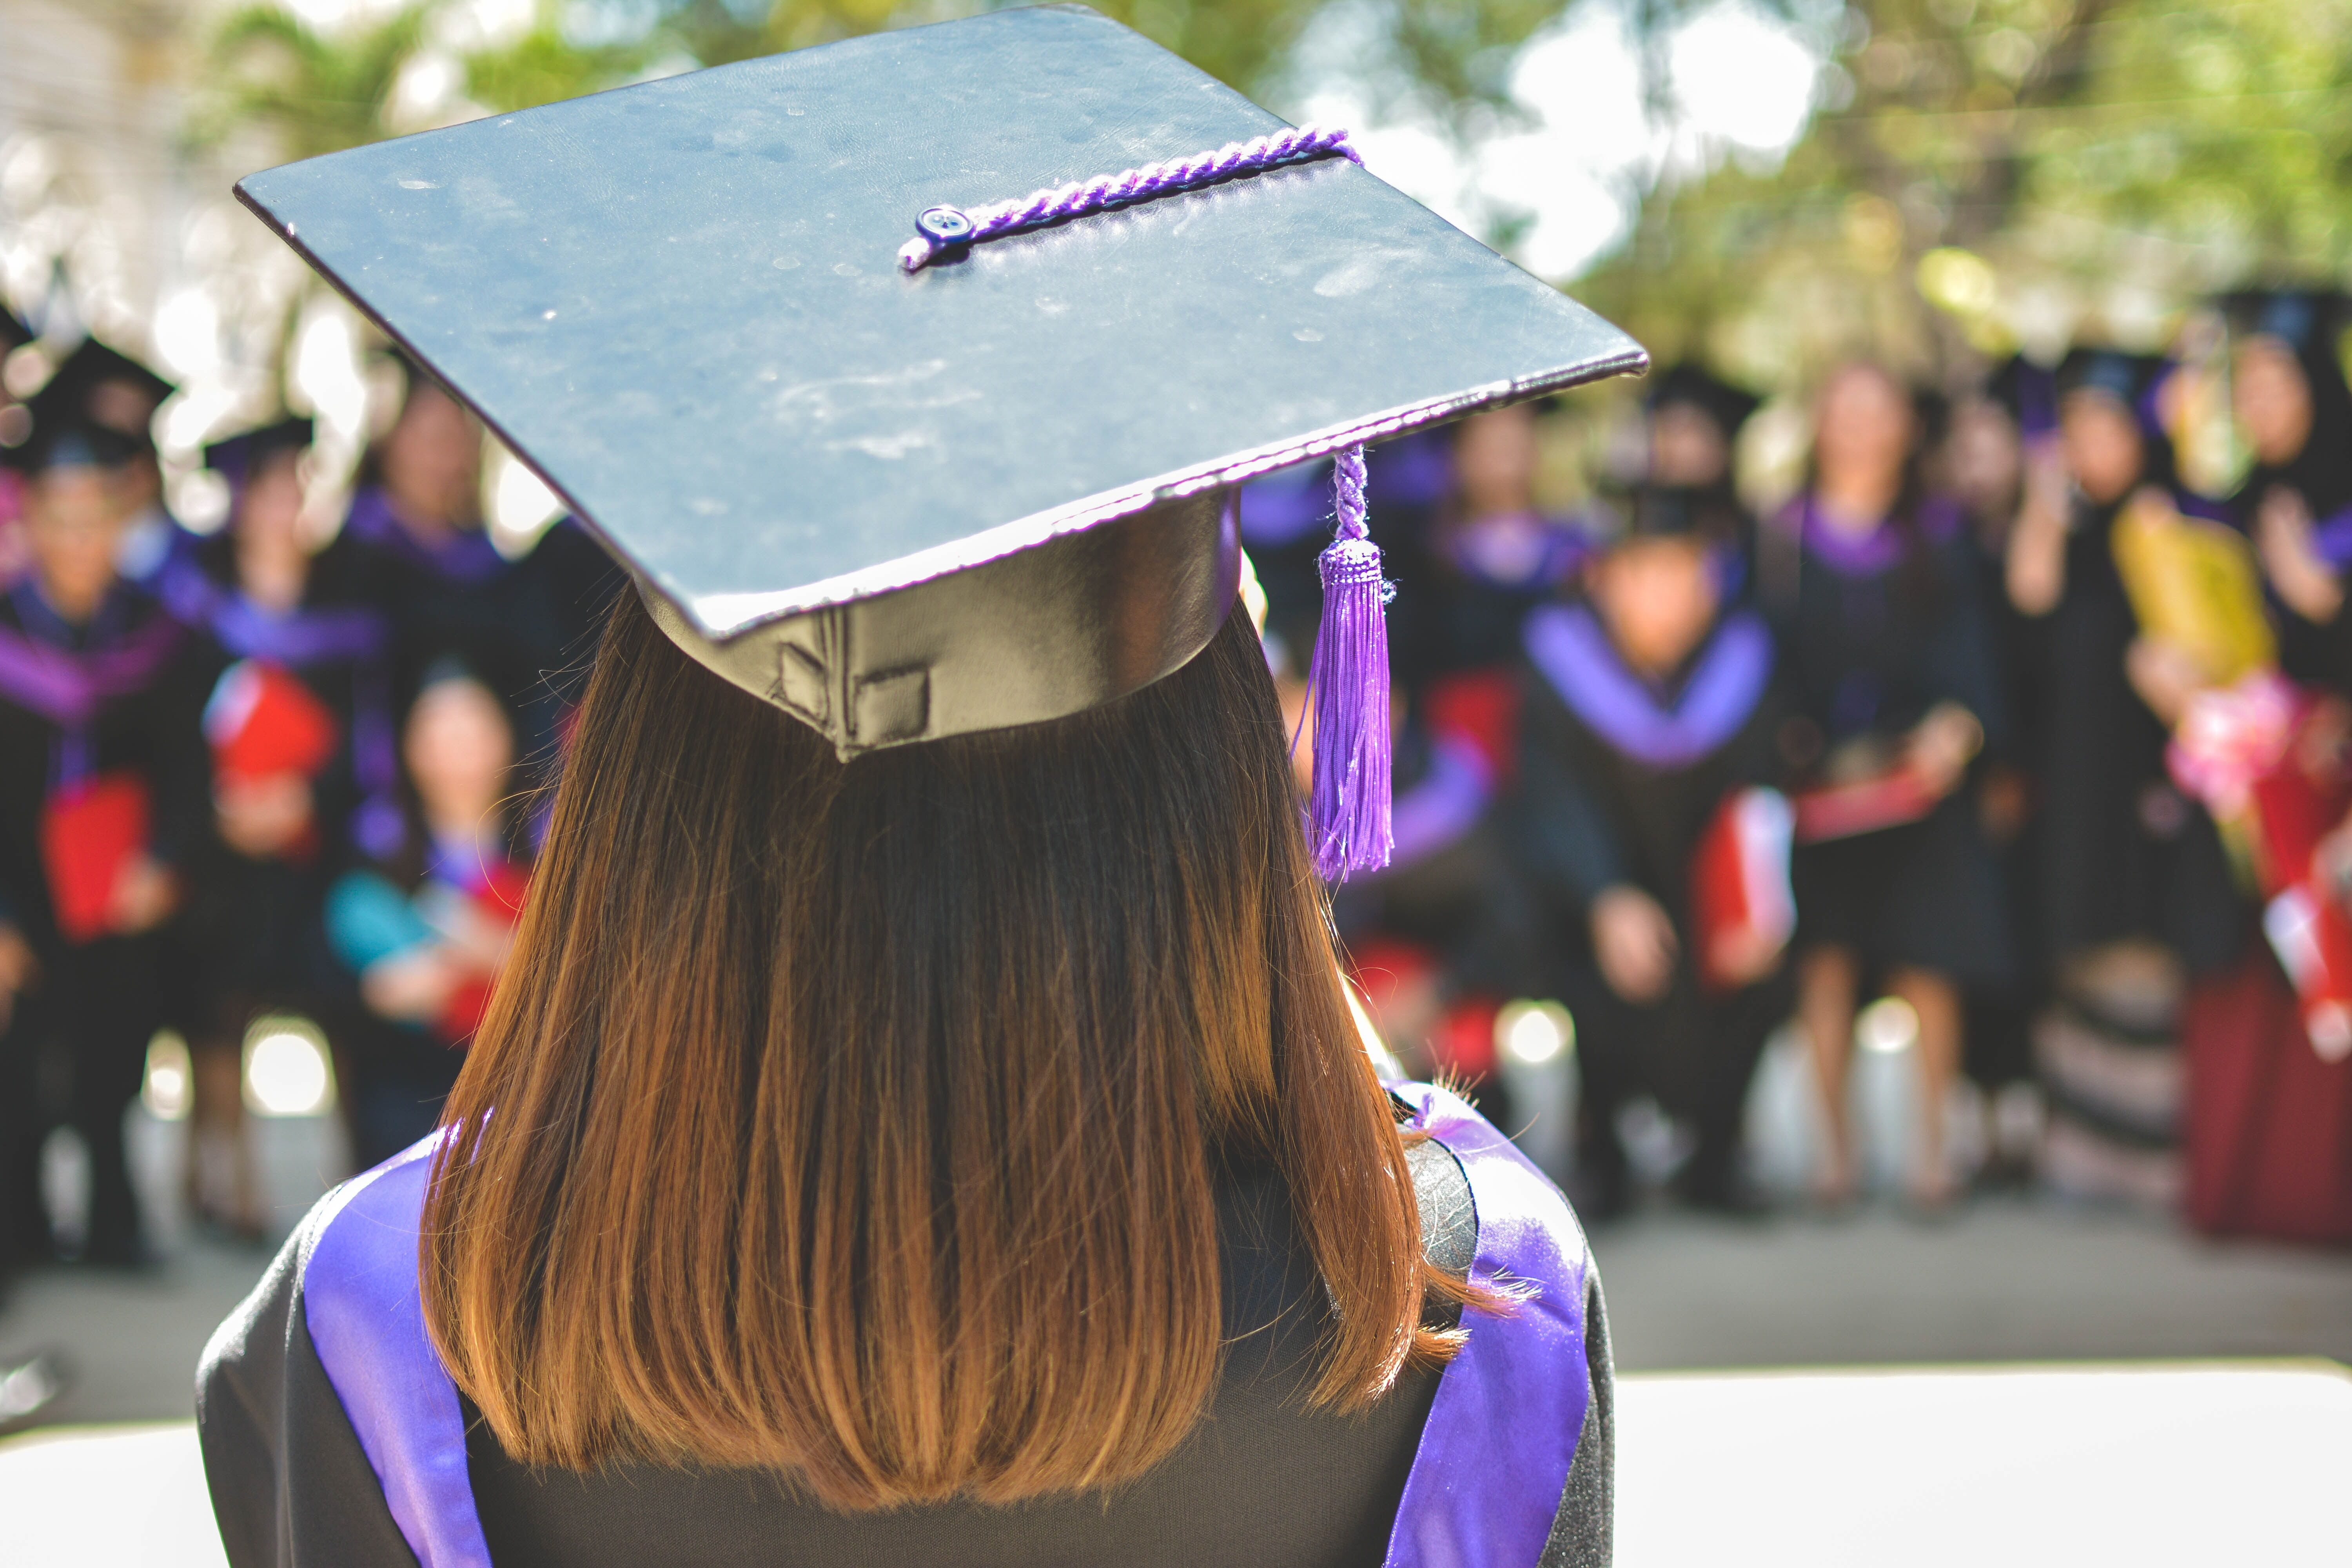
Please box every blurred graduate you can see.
[199,11,1644,1564]
[0,388,212,1267]
[1763,360,2014,1210]
[1517,484,1790,1217]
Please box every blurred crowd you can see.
[1,282,2349,1292]
[1254,287,2352,1237]
[0,315,617,1277]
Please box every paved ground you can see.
[5,1192,2348,1427]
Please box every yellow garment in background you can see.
[2111,493,2276,684]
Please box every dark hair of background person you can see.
[419,589,1481,1510]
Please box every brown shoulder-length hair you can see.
[421,587,1466,1509]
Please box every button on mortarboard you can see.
[232,4,1644,762]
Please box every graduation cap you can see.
[1644,363,1759,436]
[2057,348,2169,423]
[205,415,314,492]
[0,308,29,356]
[2220,288,2351,359]
[0,401,144,475]
[233,4,1644,876]
[40,337,174,450]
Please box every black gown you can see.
[1514,601,1790,1207]
[1761,496,2016,987]
[199,1140,1613,1568]
[0,578,212,1265]
[2030,495,2241,973]
[2231,412,2352,696]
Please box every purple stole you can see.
[0,585,185,788]
[298,1082,1593,1568]
[342,489,511,586]
[1524,601,1773,770]
[1389,731,1494,867]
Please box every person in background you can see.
[2221,290,2352,690]
[0,403,211,1267]
[1763,361,2014,1212]
[1935,362,2046,1172]
[343,356,620,774]
[31,338,193,598]
[1644,362,1760,500]
[325,662,528,1166]
[2003,350,2242,1198]
[176,417,395,1236]
[1517,486,1789,1218]
[0,309,33,583]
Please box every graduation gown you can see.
[198,1083,1612,1568]
[1516,601,1790,1200]
[169,534,399,1014]
[341,491,621,765]
[2030,495,2241,972]
[1760,496,2016,987]
[2234,423,2352,695]
[0,577,212,1260]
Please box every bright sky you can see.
[1299,0,1823,279]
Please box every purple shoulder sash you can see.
[1525,601,1773,769]
[302,1135,492,1568]
[299,1087,1593,1568]
[0,613,186,728]
[1385,1081,1593,1568]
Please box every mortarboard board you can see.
[0,399,144,476]
[2057,348,2169,421]
[2219,288,2350,359]
[205,415,315,492]
[233,5,1643,866]
[41,338,174,450]
[1644,363,1759,437]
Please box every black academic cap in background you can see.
[2056,347,2170,416]
[0,309,29,356]
[0,406,144,475]
[41,336,175,450]
[2218,289,2351,359]
[1619,483,1744,546]
[205,415,315,490]
[1644,362,1760,437]
[235,5,1644,758]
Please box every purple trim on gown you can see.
[302,1134,492,1568]
[1771,494,1964,577]
[1524,603,1773,769]
[0,584,185,730]
[299,1086,1593,1568]
[1383,1080,1592,1568]
[343,488,511,586]
[2311,502,2352,570]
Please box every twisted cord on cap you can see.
[897,123,1361,272]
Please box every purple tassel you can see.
[1304,445,1394,881]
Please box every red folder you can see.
[40,772,151,943]
[205,660,341,783]
[1790,763,1944,844]
[1691,787,1796,993]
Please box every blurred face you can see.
[85,377,162,510]
[1650,402,1730,488]
[1940,399,2022,521]
[405,677,514,828]
[2060,390,2147,506]
[24,465,128,622]
[2234,338,2314,466]
[235,455,306,560]
[1454,405,1537,515]
[381,383,483,529]
[1813,364,1915,498]
[1589,537,1718,675]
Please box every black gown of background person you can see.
[2224,290,2352,693]
[0,570,212,1266]
[1760,489,2016,991]
[2031,355,2242,978]
[1516,487,1790,1214]
[340,484,621,783]
[173,523,394,1060]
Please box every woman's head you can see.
[1812,361,1918,497]
[423,590,1455,1507]
[2234,337,2315,467]
[232,448,307,561]
[1453,403,1538,516]
[2060,389,2147,506]
[377,374,483,530]
[1586,534,1718,675]
[403,668,514,834]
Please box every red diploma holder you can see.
[205,659,341,782]
[1691,787,1796,994]
[40,772,152,944]
[1789,762,1943,844]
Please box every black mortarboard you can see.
[234,6,1642,779]
[205,415,315,491]
[0,309,30,356]
[2220,289,2350,359]
[0,407,143,475]
[1643,362,1759,436]
[1618,483,1743,546]
[40,336,175,451]
[2056,348,2169,428]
